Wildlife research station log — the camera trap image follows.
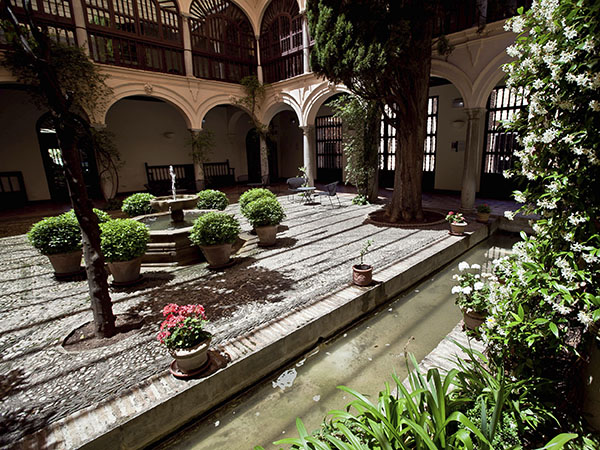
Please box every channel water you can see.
[156,233,517,450]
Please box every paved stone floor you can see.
[0,189,520,447]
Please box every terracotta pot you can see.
[476,212,490,223]
[352,264,373,286]
[170,335,212,374]
[255,225,278,246]
[200,243,232,268]
[463,309,486,330]
[450,222,468,235]
[108,257,143,284]
[47,249,83,276]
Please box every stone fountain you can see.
[136,166,205,265]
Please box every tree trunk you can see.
[56,118,116,338]
[386,13,434,223]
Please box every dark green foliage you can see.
[189,212,240,246]
[64,208,111,223]
[99,219,149,262]
[243,197,285,228]
[351,195,369,205]
[188,129,214,164]
[239,188,276,215]
[27,214,81,255]
[121,193,156,217]
[196,189,229,211]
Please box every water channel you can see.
[155,233,517,450]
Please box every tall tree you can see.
[308,0,442,222]
[1,0,116,337]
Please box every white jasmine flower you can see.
[451,286,462,295]
[541,128,559,143]
[506,45,521,58]
[486,316,496,327]
[462,286,473,295]
[474,282,484,291]
[504,210,516,220]
[591,100,600,112]
[514,191,527,203]
[458,261,470,272]
[578,310,593,327]
[568,213,587,225]
[564,27,577,40]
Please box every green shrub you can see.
[196,189,229,211]
[189,212,240,247]
[239,188,276,215]
[64,208,112,223]
[27,214,82,255]
[243,197,285,228]
[121,192,156,217]
[100,219,150,262]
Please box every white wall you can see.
[106,98,192,193]
[0,87,51,201]
[429,83,468,191]
[272,110,303,178]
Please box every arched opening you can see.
[105,96,192,194]
[479,84,527,199]
[259,0,303,83]
[84,0,184,74]
[36,113,101,202]
[188,0,257,82]
[267,108,301,180]
[314,94,344,183]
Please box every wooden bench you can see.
[0,171,27,209]
[144,163,195,196]
[203,160,235,187]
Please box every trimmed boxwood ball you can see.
[189,212,240,247]
[99,219,150,262]
[28,214,82,255]
[196,189,229,211]
[239,188,276,216]
[243,197,286,228]
[64,208,112,223]
[121,192,156,217]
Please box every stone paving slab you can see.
[0,194,510,449]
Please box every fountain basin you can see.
[135,210,208,266]
[150,195,198,223]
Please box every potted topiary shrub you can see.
[121,192,156,217]
[476,204,491,223]
[243,197,286,246]
[352,239,373,286]
[451,261,489,330]
[27,213,83,277]
[196,189,229,211]
[100,219,150,284]
[239,188,276,216]
[157,303,212,376]
[446,211,467,235]
[189,212,240,268]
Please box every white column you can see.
[255,35,263,84]
[190,129,205,190]
[71,0,89,54]
[259,133,269,180]
[301,13,310,74]
[182,16,194,77]
[300,125,316,186]
[460,108,486,211]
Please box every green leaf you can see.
[535,433,578,449]
[549,322,559,338]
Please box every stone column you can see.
[190,129,205,191]
[255,35,264,84]
[460,108,486,211]
[71,0,89,54]
[301,13,310,74]
[182,16,194,77]
[300,125,316,186]
[259,133,269,180]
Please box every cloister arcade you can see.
[0,0,525,209]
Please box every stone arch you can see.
[261,93,302,125]
[472,52,512,109]
[303,83,352,126]
[198,94,252,126]
[257,0,302,33]
[430,59,473,108]
[102,84,195,128]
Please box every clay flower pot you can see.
[170,334,212,374]
[463,309,486,330]
[47,249,83,276]
[450,222,468,235]
[108,256,143,285]
[476,212,490,223]
[200,243,232,268]
[255,225,278,246]
[352,264,373,286]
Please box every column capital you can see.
[299,124,314,134]
[464,107,486,119]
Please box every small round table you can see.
[296,186,316,204]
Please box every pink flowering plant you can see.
[157,303,210,350]
[445,211,465,224]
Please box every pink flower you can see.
[162,303,179,316]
